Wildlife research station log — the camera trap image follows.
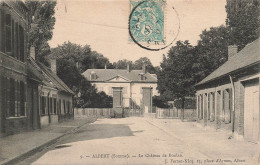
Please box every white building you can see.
[82,65,158,110]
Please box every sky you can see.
[49,0,227,66]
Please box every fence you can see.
[156,107,197,121]
[74,108,143,118]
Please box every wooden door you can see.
[244,79,259,143]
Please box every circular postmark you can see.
[129,0,180,51]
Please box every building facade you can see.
[28,57,74,128]
[195,39,260,143]
[82,65,158,113]
[0,1,33,136]
[0,1,74,136]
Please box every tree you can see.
[226,0,260,50]
[26,1,56,65]
[157,40,196,120]
[56,58,112,108]
[51,42,113,72]
[112,59,133,69]
[133,57,156,74]
[194,26,230,81]
[52,42,113,108]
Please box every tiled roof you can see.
[196,38,260,86]
[27,57,74,95]
[82,69,157,82]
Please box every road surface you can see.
[17,117,259,165]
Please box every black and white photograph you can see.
[0,0,259,164]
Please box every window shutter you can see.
[14,22,18,58]
[5,14,11,53]
[6,78,10,117]
[11,19,14,57]
[17,81,20,116]
[19,25,24,62]
[20,82,25,116]
[0,11,5,52]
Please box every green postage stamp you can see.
[129,0,166,46]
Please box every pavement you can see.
[0,117,97,165]
[15,117,259,165]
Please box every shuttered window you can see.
[1,12,25,62]
[41,96,45,115]
[5,14,11,53]
[20,82,25,116]
[0,11,5,52]
[54,98,57,114]
[15,22,19,59]
[9,78,15,116]
[19,25,24,62]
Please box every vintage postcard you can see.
[0,0,259,165]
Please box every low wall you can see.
[74,108,112,118]
[74,108,143,118]
[156,107,197,121]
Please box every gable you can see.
[106,75,130,82]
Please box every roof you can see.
[196,38,260,86]
[27,57,74,95]
[82,69,157,83]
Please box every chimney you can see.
[30,46,35,60]
[228,45,238,59]
[50,59,57,74]
[127,63,130,72]
[142,64,146,74]
[76,61,82,69]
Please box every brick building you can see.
[195,39,260,143]
[27,56,74,128]
[0,1,74,136]
[0,1,32,136]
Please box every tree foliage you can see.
[194,26,230,80]
[157,40,197,101]
[25,0,56,65]
[52,42,113,108]
[51,42,113,72]
[112,57,158,74]
[226,0,260,50]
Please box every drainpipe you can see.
[229,75,235,133]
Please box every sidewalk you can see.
[0,117,97,165]
[145,118,260,164]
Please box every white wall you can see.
[92,82,158,108]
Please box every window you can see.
[9,78,15,116]
[19,25,24,62]
[54,98,57,114]
[2,13,25,62]
[63,100,66,113]
[15,22,19,59]
[50,98,53,114]
[90,72,96,80]
[41,96,46,115]
[5,77,10,117]
[5,14,12,53]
